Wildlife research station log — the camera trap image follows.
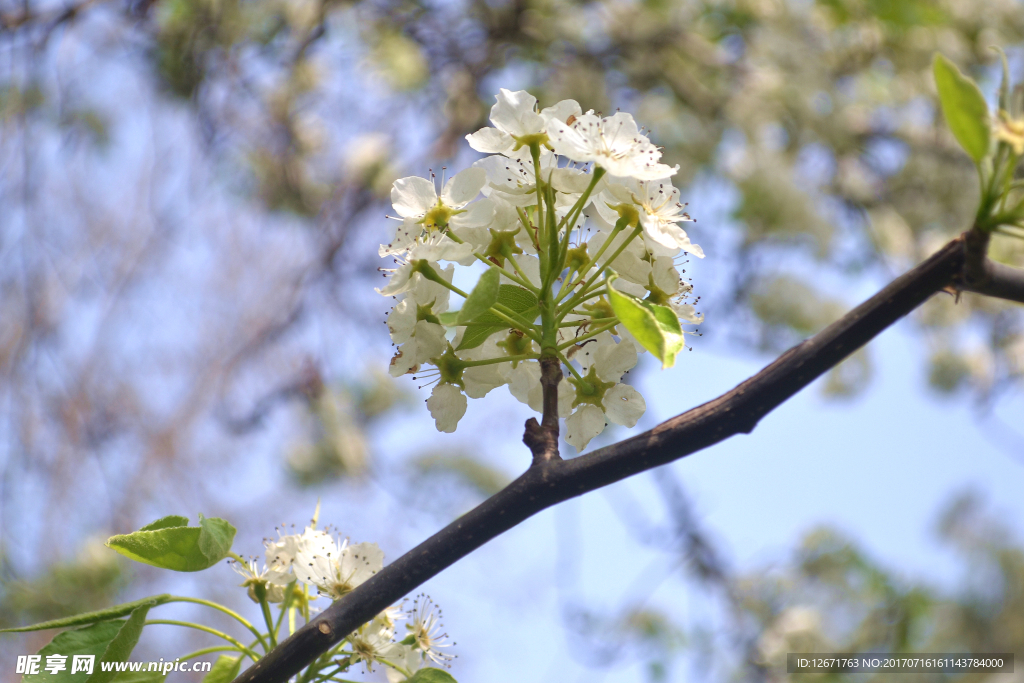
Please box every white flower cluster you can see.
[379,89,704,451]
[232,521,452,677]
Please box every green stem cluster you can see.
[149,587,379,683]
[416,154,640,394]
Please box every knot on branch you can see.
[523,417,559,462]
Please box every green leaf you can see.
[406,668,458,683]
[456,267,500,324]
[139,515,190,532]
[437,311,458,327]
[455,285,538,351]
[0,595,172,633]
[202,655,242,683]
[607,276,684,369]
[933,53,990,164]
[106,515,236,571]
[86,604,153,683]
[23,620,124,683]
[197,515,236,565]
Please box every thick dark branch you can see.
[235,238,967,683]
[960,258,1024,304]
[955,227,1024,304]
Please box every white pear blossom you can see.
[384,168,493,264]
[349,613,403,672]
[466,88,582,154]
[231,559,289,603]
[389,320,447,377]
[576,332,638,383]
[473,146,558,207]
[405,594,454,666]
[391,168,487,225]
[549,112,678,180]
[264,525,334,578]
[379,89,704,439]
[603,177,703,256]
[377,260,454,301]
[295,539,384,600]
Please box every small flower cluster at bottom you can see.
[231,517,454,679]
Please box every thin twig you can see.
[523,355,563,464]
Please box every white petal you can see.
[604,179,636,204]
[451,198,494,229]
[507,361,541,409]
[541,99,582,126]
[389,341,419,377]
[464,364,509,398]
[557,377,574,417]
[441,167,487,207]
[473,154,528,191]
[427,383,468,433]
[408,263,454,310]
[410,235,474,263]
[603,383,646,427]
[595,337,638,383]
[450,224,491,251]
[466,127,514,154]
[376,262,415,297]
[551,167,595,195]
[411,320,447,362]
[651,256,680,295]
[609,250,651,286]
[628,161,679,181]
[379,218,419,257]
[340,542,384,585]
[609,276,646,298]
[673,302,703,324]
[641,233,680,258]
[491,89,539,136]
[618,325,648,356]
[386,297,417,344]
[565,404,606,451]
[391,176,437,218]
[601,112,642,148]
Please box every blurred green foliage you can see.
[121,0,1024,391]
[736,492,1024,681]
[0,541,125,629]
[575,491,1024,682]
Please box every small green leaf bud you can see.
[565,244,590,276]
[484,227,523,267]
[569,366,614,408]
[433,345,466,388]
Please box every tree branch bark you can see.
[234,234,1023,683]
[522,355,563,464]
[957,227,1024,304]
